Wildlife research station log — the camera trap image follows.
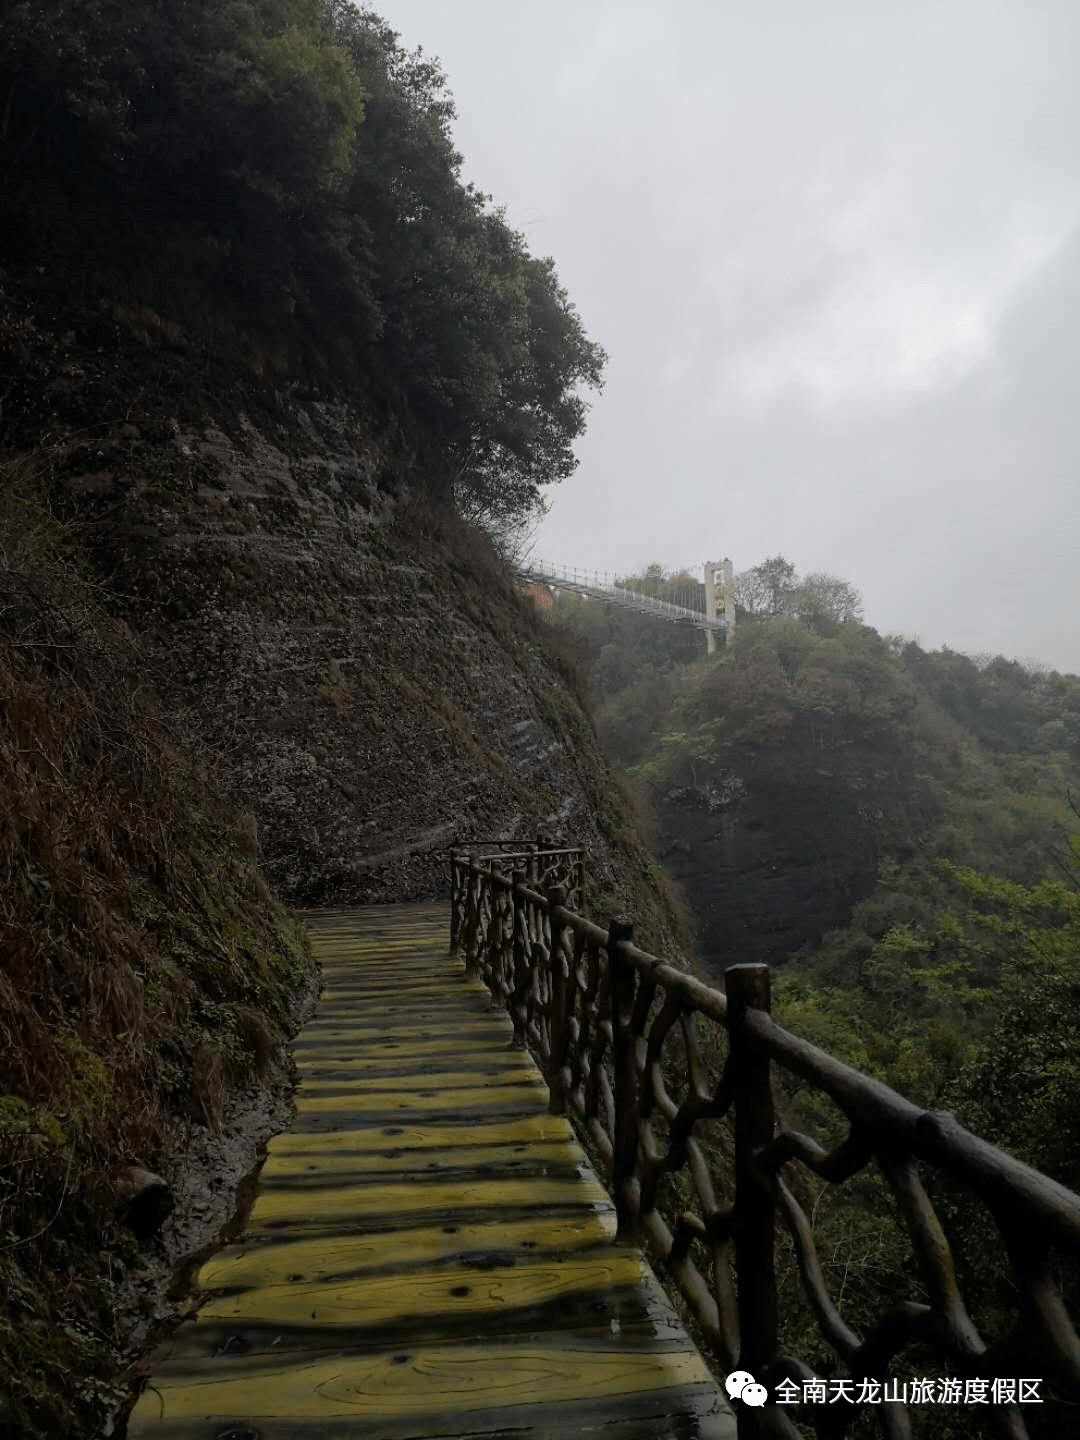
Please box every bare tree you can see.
[734,555,797,617]
[734,557,864,633]
[793,572,864,630]
[457,489,548,569]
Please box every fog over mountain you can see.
[385,0,1080,671]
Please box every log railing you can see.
[449,853,1080,1439]
[448,841,584,956]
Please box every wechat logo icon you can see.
[725,1370,768,1407]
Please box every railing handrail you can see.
[453,846,583,858]
[461,861,1080,1233]
[450,852,1080,1438]
[448,844,586,956]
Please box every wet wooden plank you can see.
[194,1213,616,1290]
[268,1113,573,1154]
[245,1173,613,1228]
[129,1338,727,1435]
[260,1148,584,1188]
[293,1086,550,1117]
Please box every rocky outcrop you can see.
[113,1167,174,1238]
[43,387,679,949]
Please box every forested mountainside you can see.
[556,562,1080,1438]
[558,559,1080,1183]
[0,5,678,1435]
[563,558,1080,971]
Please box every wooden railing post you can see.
[510,869,528,1047]
[546,885,570,1115]
[463,857,479,974]
[449,850,460,953]
[726,963,777,1381]
[608,916,639,1242]
[482,858,503,984]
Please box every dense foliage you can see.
[0,0,604,522]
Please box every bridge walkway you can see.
[515,564,729,635]
[126,903,734,1439]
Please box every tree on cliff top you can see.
[734,555,863,633]
[0,0,604,523]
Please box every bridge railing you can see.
[449,854,1080,1439]
[517,561,728,633]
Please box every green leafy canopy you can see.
[0,0,605,522]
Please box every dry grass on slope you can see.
[0,461,312,1439]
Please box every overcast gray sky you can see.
[384,1,1079,672]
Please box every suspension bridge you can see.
[516,557,736,651]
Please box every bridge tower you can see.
[703,558,734,655]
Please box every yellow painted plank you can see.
[296,1072,545,1093]
[319,979,472,994]
[289,1055,536,1077]
[293,1042,521,1065]
[261,1139,582,1179]
[317,957,451,966]
[315,1004,470,1013]
[292,1037,510,1058]
[247,1175,612,1228]
[196,1252,646,1328]
[127,1340,715,1425]
[317,950,466,960]
[315,996,469,1009]
[196,1213,617,1290]
[293,1070,539,1091]
[318,958,452,967]
[268,1114,576,1153]
[316,996,484,1010]
[312,998,470,1012]
[293,1084,545,1114]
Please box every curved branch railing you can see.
[450,853,1080,1439]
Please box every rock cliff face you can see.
[8,289,678,948]
[67,412,655,927]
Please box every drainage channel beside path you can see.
[127,902,734,1439]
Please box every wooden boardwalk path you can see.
[127,903,734,1439]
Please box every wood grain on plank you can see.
[246,1174,611,1227]
[195,1213,616,1290]
[128,1338,716,1424]
[268,1113,575,1153]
